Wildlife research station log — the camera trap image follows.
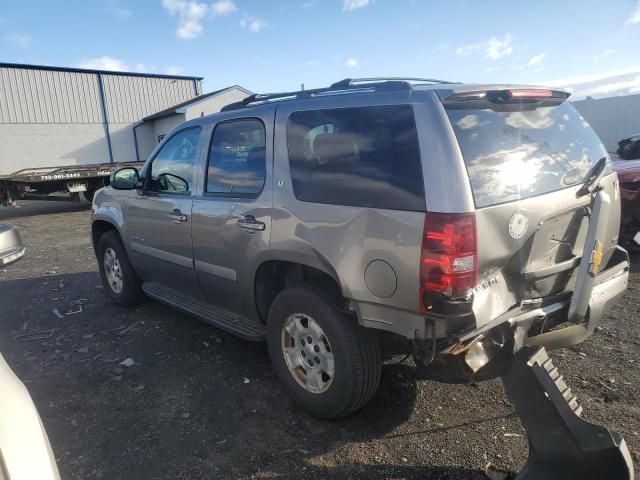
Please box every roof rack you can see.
[221,76,459,112]
[330,77,459,88]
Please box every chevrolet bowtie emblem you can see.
[589,239,604,276]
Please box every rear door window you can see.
[446,102,610,208]
[286,105,425,211]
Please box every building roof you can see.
[0,62,203,81]
[142,85,252,121]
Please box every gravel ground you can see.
[0,203,638,479]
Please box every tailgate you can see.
[472,173,620,327]
[444,92,621,328]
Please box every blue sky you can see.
[1,0,640,98]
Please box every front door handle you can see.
[237,216,266,232]
[167,209,188,224]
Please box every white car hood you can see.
[0,353,59,480]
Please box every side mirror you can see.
[111,167,140,190]
[0,225,25,267]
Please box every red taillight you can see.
[420,212,477,310]
[505,89,553,99]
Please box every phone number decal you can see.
[39,170,112,181]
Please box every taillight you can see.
[420,212,477,311]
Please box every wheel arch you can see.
[91,219,121,254]
[253,259,344,323]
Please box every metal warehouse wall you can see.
[0,68,102,123]
[102,74,198,123]
[0,65,201,175]
[572,94,640,152]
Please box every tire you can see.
[97,230,142,307]
[267,283,381,419]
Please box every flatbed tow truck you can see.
[0,161,143,206]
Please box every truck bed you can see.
[0,162,143,183]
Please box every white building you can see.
[572,94,640,152]
[0,63,251,176]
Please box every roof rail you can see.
[330,77,459,88]
[221,76,459,111]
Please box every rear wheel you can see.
[267,284,381,419]
[97,230,142,306]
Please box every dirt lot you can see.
[0,203,639,479]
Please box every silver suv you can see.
[91,78,630,419]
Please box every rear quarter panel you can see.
[271,92,427,315]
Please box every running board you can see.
[502,346,634,480]
[142,283,266,341]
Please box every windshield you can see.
[446,102,611,208]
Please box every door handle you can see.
[167,209,188,224]
[237,216,266,232]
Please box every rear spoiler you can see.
[442,88,571,110]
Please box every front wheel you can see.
[267,284,381,419]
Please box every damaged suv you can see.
[91,78,629,419]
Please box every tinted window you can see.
[207,119,266,195]
[286,105,425,211]
[149,127,200,193]
[446,102,610,208]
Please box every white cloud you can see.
[343,0,370,11]
[5,33,31,48]
[211,0,236,16]
[483,66,502,74]
[302,0,316,7]
[112,7,132,17]
[626,1,640,24]
[543,67,640,87]
[305,60,319,67]
[456,33,514,60]
[528,53,546,66]
[542,67,640,99]
[162,0,209,39]
[78,56,185,76]
[240,16,266,33]
[165,65,186,75]
[78,56,129,71]
[593,49,615,61]
[106,0,132,18]
[345,57,360,68]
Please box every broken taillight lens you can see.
[420,212,477,310]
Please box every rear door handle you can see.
[167,209,188,224]
[237,216,266,232]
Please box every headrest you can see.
[313,133,357,162]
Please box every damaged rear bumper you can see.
[526,245,629,349]
[450,245,629,361]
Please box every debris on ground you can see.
[119,358,135,368]
[119,321,142,336]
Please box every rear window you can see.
[286,105,425,211]
[446,102,610,208]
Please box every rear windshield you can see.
[286,105,425,211]
[446,102,610,208]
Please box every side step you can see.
[142,283,266,341]
[502,346,634,480]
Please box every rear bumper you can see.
[355,246,629,349]
[450,246,629,351]
[526,246,629,349]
